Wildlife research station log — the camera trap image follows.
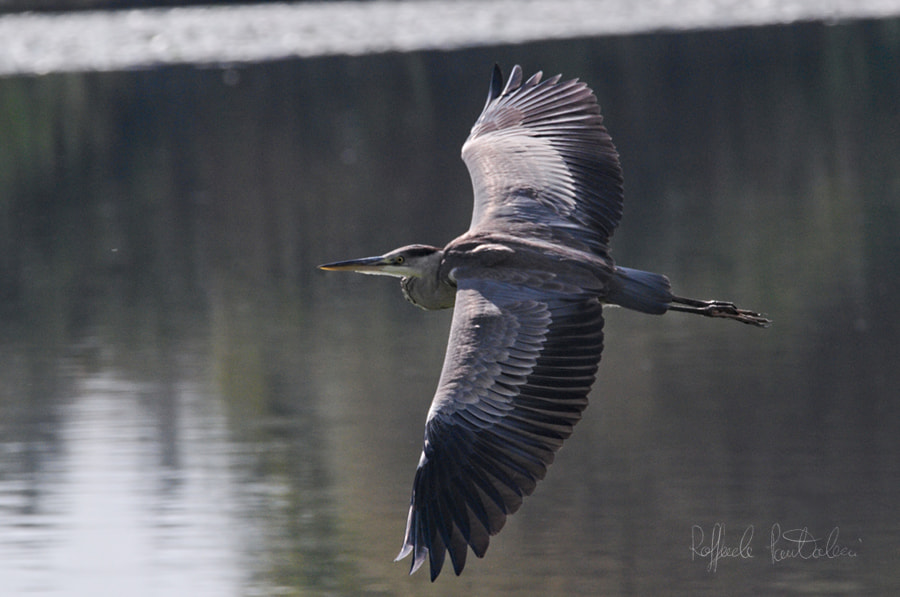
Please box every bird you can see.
[319,64,770,581]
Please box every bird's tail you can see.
[606,267,672,315]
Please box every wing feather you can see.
[462,65,624,256]
[396,277,605,580]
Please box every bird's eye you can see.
[395,256,405,264]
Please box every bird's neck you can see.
[401,252,455,311]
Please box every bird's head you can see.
[318,244,443,279]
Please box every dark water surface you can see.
[2,19,900,597]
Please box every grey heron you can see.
[320,65,770,581]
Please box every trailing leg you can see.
[669,296,771,327]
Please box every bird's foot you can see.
[670,297,771,327]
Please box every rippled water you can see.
[2,0,900,74]
[1,12,900,597]
[2,375,242,595]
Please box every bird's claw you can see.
[700,301,772,327]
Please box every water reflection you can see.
[2,19,900,597]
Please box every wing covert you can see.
[462,65,624,257]
[395,276,605,580]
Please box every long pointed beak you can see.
[318,255,388,272]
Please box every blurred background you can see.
[1,2,899,595]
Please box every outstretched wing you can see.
[462,65,624,257]
[395,275,605,580]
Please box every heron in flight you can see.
[320,65,769,580]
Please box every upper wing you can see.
[395,275,605,580]
[462,65,624,257]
